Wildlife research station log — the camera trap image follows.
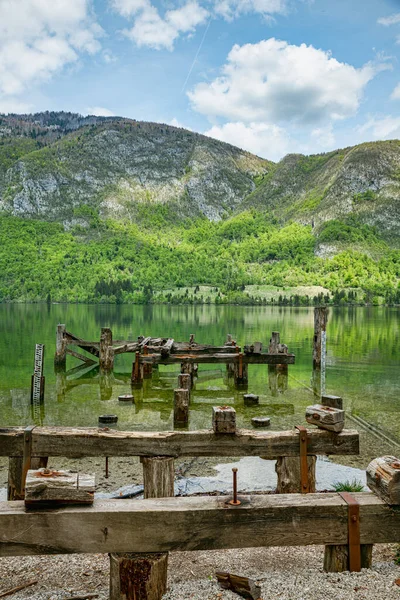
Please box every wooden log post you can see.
[268,331,280,353]
[212,406,236,434]
[275,456,316,493]
[366,455,400,505]
[180,361,194,384]
[132,351,144,386]
[109,456,174,599]
[7,457,48,501]
[54,324,67,369]
[234,353,248,388]
[225,334,235,376]
[305,404,345,433]
[100,328,114,372]
[324,544,373,573]
[178,373,192,395]
[313,306,328,369]
[142,346,153,379]
[174,389,189,426]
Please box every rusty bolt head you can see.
[232,467,238,473]
[391,462,400,470]
[352,515,357,522]
[312,413,320,420]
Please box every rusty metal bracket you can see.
[21,425,36,497]
[238,352,243,379]
[339,491,361,572]
[295,425,309,493]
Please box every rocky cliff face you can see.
[0,114,271,225]
[0,112,399,243]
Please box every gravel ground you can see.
[0,545,399,599]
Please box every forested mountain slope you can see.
[0,112,399,304]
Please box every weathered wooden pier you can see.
[54,326,295,388]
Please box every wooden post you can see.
[212,406,236,433]
[233,353,248,387]
[54,324,66,369]
[174,389,189,425]
[268,331,280,353]
[141,456,175,499]
[324,545,372,573]
[110,552,168,600]
[275,456,316,493]
[100,328,114,371]
[142,346,153,379]
[99,370,113,401]
[109,456,174,599]
[180,361,194,385]
[313,306,328,368]
[178,373,191,395]
[132,351,143,385]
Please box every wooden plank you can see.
[141,353,295,365]
[216,572,260,600]
[161,338,174,357]
[0,493,398,557]
[66,349,97,365]
[0,427,360,458]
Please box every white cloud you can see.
[86,106,115,116]
[378,13,400,26]
[204,121,291,160]
[0,0,103,110]
[311,124,335,148]
[358,115,400,140]
[214,0,286,20]
[391,83,400,100]
[169,117,192,130]
[115,0,208,50]
[188,39,381,126]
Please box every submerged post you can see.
[100,327,114,371]
[313,307,328,369]
[54,324,66,369]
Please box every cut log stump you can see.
[174,389,189,425]
[367,455,400,505]
[305,404,345,433]
[216,571,261,600]
[212,406,236,434]
[25,469,95,507]
[110,552,168,600]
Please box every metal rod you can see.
[229,467,241,505]
[105,457,109,479]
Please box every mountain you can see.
[0,112,399,304]
[0,112,271,224]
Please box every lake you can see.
[0,304,399,464]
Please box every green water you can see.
[0,304,399,452]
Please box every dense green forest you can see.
[1,210,399,305]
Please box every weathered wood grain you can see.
[0,493,398,557]
[212,406,236,434]
[0,427,360,458]
[275,456,316,493]
[216,572,261,599]
[141,457,174,499]
[25,469,95,506]
[141,353,295,365]
[110,553,168,600]
[367,456,400,505]
[324,544,373,572]
[305,404,345,433]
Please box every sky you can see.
[0,0,400,160]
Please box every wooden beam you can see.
[0,427,359,458]
[141,353,295,366]
[0,493,398,557]
[66,349,97,365]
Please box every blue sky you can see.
[0,0,399,160]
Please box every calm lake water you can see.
[0,304,399,456]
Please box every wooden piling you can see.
[275,456,316,493]
[142,346,153,379]
[100,328,114,371]
[324,545,372,573]
[7,456,48,501]
[313,307,328,368]
[268,331,280,354]
[109,457,174,599]
[178,373,191,394]
[54,324,66,369]
[132,351,143,385]
[174,389,189,425]
[233,353,248,387]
